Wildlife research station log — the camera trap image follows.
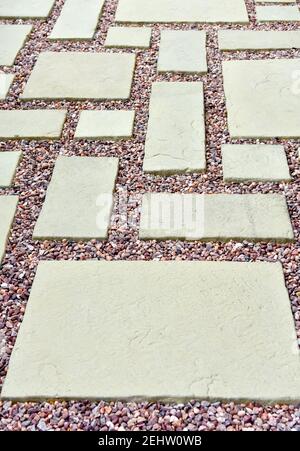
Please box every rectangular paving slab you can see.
[0,196,18,264]
[218,30,300,50]
[2,260,300,402]
[21,52,136,100]
[0,110,67,140]
[0,73,15,100]
[158,30,207,74]
[257,6,300,22]
[105,27,152,48]
[0,151,22,187]
[143,82,205,174]
[0,0,55,18]
[0,25,32,66]
[139,193,294,242]
[75,110,135,140]
[33,156,118,240]
[49,0,105,40]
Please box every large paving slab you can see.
[21,52,136,100]
[105,27,152,48]
[221,145,291,183]
[222,59,300,138]
[0,73,15,100]
[218,30,300,51]
[0,25,32,66]
[2,260,300,402]
[0,0,55,18]
[257,6,300,22]
[0,110,67,140]
[33,156,118,240]
[49,0,105,40]
[115,0,249,24]
[0,151,22,187]
[75,110,135,140]
[158,30,207,74]
[139,193,294,242]
[143,82,205,174]
[0,196,18,264]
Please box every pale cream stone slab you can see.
[21,52,136,100]
[143,82,205,174]
[0,151,22,187]
[257,6,300,22]
[105,26,152,48]
[0,110,67,140]
[219,30,300,51]
[75,110,135,140]
[222,59,300,138]
[256,0,295,3]
[0,0,55,18]
[50,0,105,40]
[2,260,300,402]
[115,0,249,24]
[158,30,207,74]
[0,74,15,100]
[0,25,32,66]
[139,193,294,242]
[33,156,118,240]
[0,196,18,264]
[222,145,291,183]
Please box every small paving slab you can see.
[0,196,18,264]
[143,82,205,174]
[105,27,152,48]
[139,193,294,242]
[75,110,135,140]
[257,6,300,22]
[219,30,300,51]
[33,156,118,240]
[0,73,15,100]
[0,151,22,187]
[0,25,32,66]
[0,110,67,140]
[49,0,105,40]
[21,52,136,100]
[158,30,207,74]
[222,145,291,183]
[222,59,300,138]
[0,0,55,18]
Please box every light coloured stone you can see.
[75,110,135,140]
[0,0,55,18]
[0,73,15,100]
[256,0,295,3]
[219,30,300,51]
[115,0,249,24]
[50,0,105,40]
[139,193,294,242]
[2,260,300,402]
[0,152,22,187]
[222,59,300,138]
[257,6,300,22]
[0,25,32,66]
[0,110,67,140]
[33,156,118,240]
[0,196,18,264]
[222,145,291,183]
[105,27,152,48]
[143,82,205,174]
[158,30,207,74]
[21,52,136,100]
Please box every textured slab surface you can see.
[2,260,300,402]
[257,6,300,22]
[139,193,294,241]
[0,110,67,140]
[223,59,300,138]
[219,30,300,50]
[50,0,105,40]
[0,196,18,264]
[21,52,136,100]
[0,73,15,100]
[143,82,205,174]
[75,110,135,140]
[0,0,55,18]
[105,27,152,48]
[115,0,249,24]
[158,30,207,74]
[0,25,32,66]
[33,156,118,240]
[221,145,291,183]
[0,151,22,187]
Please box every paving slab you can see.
[115,0,249,24]
[143,82,205,174]
[222,59,300,138]
[0,196,18,264]
[139,193,294,242]
[218,30,300,50]
[21,52,136,100]
[0,110,67,140]
[0,25,32,66]
[49,0,105,40]
[0,73,15,100]
[0,151,22,187]
[75,110,135,140]
[33,156,118,240]
[158,30,207,74]
[257,6,300,22]
[222,145,291,183]
[105,27,152,48]
[0,0,55,18]
[256,0,295,3]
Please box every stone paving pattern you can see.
[257,5,300,22]
[0,196,18,264]
[0,25,32,66]
[0,74,15,100]
[0,151,22,187]
[105,26,152,48]
[75,110,135,140]
[0,0,55,18]
[218,30,300,50]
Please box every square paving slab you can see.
[0,151,22,187]
[0,73,15,100]
[0,196,18,264]
[257,6,300,22]
[218,30,300,51]
[0,0,55,18]
[105,27,152,48]
[222,59,300,138]
[33,156,118,240]
[75,110,135,140]
[21,52,136,100]
[2,260,300,402]
[0,25,32,66]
